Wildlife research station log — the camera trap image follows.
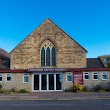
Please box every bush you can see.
[93,84,102,92]
[101,82,110,92]
[73,84,83,92]
[0,89,7,93]
[19,89,29,93]
[83,82,110,92]
[83,86,90,92]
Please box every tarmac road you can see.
[0,99,110,110]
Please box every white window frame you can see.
[6,73,12,82]
[66,72,72,82]
[32,73,63,92]
[23,73,29,83]
[40,41,56,67]
[101,72,107,80]
[93,72,98,80]
[84,72,90,80]
[0,74,2,82]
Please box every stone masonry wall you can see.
[83,71,110,87]
[63,72,73,90]
[0,73,32,91]
[10,19,87,69]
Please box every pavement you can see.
[0,92,110,100]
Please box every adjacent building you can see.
[0,48,10,70]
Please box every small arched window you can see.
[40,41,56,67]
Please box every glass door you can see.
[48,74,54,90]
[56,74,62,90]
[41,74,47,90]
[34,75,39,90]
[33,73,62,91]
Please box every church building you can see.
[0,18,110,92]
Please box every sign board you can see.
[73,73,83,85]
[27,68,68,72]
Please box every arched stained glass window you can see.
[41,47,45,66]
[52,47,56,66]
[46,47,50,66]
[40,41,56,67]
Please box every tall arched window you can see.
[41,47,45,66]
[40,41,56,67]
[46,47,50,66]
[52,47,56,66]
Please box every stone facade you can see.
[63,72,73,90]
[0,71,110,92]
[10,19,87,70]
[83,71,110,87]
[0,73,32,91]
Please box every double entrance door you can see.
[33,73,62,92]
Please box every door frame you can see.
[32,73,63,92]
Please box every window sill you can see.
[23,82,29,84]
[40,66,57,68]
[102,79,107,81]
[66,81,72,83]
[93,79,98,80]
[84,79,90,80]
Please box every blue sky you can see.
[0,0,110,58]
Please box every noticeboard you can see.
[73,73,83,85]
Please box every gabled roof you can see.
[0,48,10,59]
[87,58,105,68]
[47,18,87,52]
[10,18,87,53]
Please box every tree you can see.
[105,57,110,67]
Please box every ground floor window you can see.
[66,72,72,82]
[102,72,107,80]
[0,74,2,82]
[93,72,98,80]
[84,72,90,80]
[6,73,12,82]
[23,74,29,83]
[33,73,62,91]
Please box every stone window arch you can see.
[40,40,56,67]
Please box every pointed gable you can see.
[10,18,87,69]
[10,18,87,54]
